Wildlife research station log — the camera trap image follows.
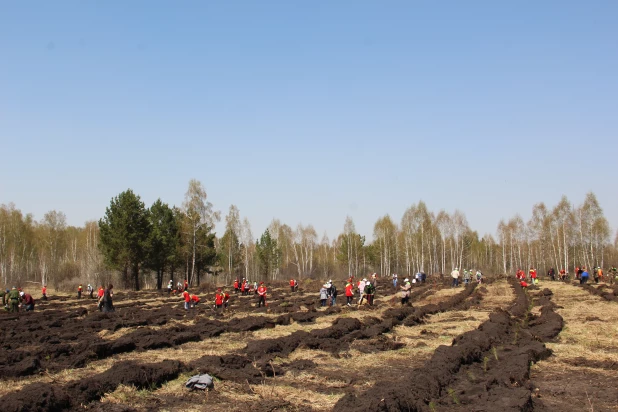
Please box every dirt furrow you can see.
[334,281,564,411]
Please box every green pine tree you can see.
[98,189,151,290]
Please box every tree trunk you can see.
[132,264,140,291]
[156,268,163,290]
[191,226,197,286]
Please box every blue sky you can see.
[1,1,617,240]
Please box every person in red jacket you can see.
[97,286,105,311]
[344,280,354,306]
[191,294,200,307]
[41,285,48,301]
[289,279,295,292]
[223,290,230,308]
[241,279,248,296]
[233,279,239,294]
[520,280,529,288]
[257,282,267,308]
[529,267,537,283]
[77,284,83,299]
[214,288,225,309]
[182,289,191,310]
[184,280,189,292]
[515,269,524,280]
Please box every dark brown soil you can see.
[333,279,565,412]
[1,360,183,412]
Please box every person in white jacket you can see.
[451,268,460,287]
[357,278,367,305]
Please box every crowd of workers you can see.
[449,268,484,287]
[515,265,618,288]
[0,287,35,312]
[171,276,271,312]
[6,264,617,315]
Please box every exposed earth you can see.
[1,276,617,411]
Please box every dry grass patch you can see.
[538,282,618,360]
[250,318,336,340]
[422,287,461,304]
[482,282,514,308]
[251,378,344,410]
[393,310,490,355]
[100,384,152,405]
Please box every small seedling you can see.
[483,356,489,372]
[512,324,520,344]
[447,388,460,405]
[492,346,499,360]
[429,401,437,411]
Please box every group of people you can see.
[233,278,260,296]
[317,274,379,307]
[356,275,377,305]
[75,283,114,312]
[181,287,205,310]
[289,279,299,292]
[0,287,35,312]
[0,282,115,313]
[450,268,483,287]
[179,280,269,311]
[319,280,338,306]
[97,284,115,312]
[546,268,568,282]
[516,268,538,287]
[167,279,190,295]
[574,266,607,285]
[392,272,427,288]
[516,266,618,287]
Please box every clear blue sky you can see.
[1,1,617,241]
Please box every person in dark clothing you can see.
[576,267,584,279]
[548,268,556,281]
[364,282,375,306]
[102,284,115,313]
[328,281,337,306]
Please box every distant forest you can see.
[1,180,615,291]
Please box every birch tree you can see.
[220,205,241,281]
[373,215,397,277]
[240,217,253,278]
[182,179,220,286]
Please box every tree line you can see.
[1,181,616,290]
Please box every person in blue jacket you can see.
[580,267,589,284]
